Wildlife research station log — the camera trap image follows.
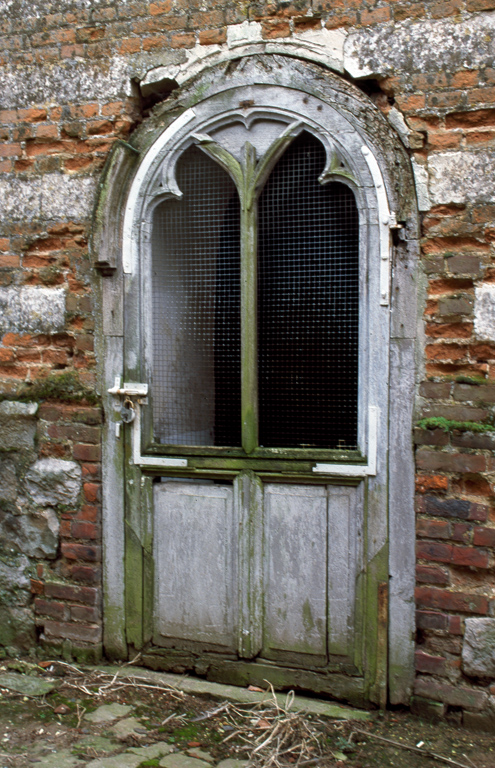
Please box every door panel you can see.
[262,484,328,661]
[151,477,365,679]
[153,481,237,649]
[328,485,362,656]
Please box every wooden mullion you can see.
[240,147,259,453]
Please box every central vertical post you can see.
[241,143,258,454]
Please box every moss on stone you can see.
[1,371,99,405]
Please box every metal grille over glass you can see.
[151,145,242,446]
[258,132,359,449]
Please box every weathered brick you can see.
[416,610,448,630]
[451,545,489,568]
[71,521,99,539]
[69,565,101,583]
[70,604,99,623]
[449,615,463,635]
[414,428,450,447]
[34,598,67,620]
[415,651,446,675]
[30,579,44,595]
[416,474,449,493]
[453,383,495,403]
[473,526,495,547]
[74,444,101,462]
[416,564,450,585]
[417,519,451,539]
[420,495,481,520]
[417,540,453,563]
[414,677,488,710]
[415,586,489,614]
[61,542,99,561]
[43,620,102,644]
[416,450,486,474]
[44,582,99,605]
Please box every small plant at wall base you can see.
[417,417,495,433]
[0,371,100,405]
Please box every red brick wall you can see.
[1,0,495,720]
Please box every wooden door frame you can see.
[93,54,419,707]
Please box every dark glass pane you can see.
[151,145,241,446]
[258,131,359,449]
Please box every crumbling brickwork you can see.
[1,0,495,729]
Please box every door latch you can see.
[108,377,148,437]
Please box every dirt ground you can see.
[0,661,493,768]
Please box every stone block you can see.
[0,459,18,503]
[462,618,495,677]
[0,606,35,651]
[475,283,495,341]
[429,150,495,205]
[0,551,31,606]
[0,401,38,452]
[0,287,65,335]
[25,458,81,506]
[0,508,59,559]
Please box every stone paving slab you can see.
[108,716,144,739]
[0,672,56,696]
[186,748,215,762]
[74,735,117,754]
[94,666,372,721]
[127,741,176,758]
[160,754,212,768]
[33,749,86,767]
[86,755,143,768]
[85,703,133,723]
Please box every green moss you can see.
[455,375,487,385]
[0,371,99,405]
[417,417,495,433]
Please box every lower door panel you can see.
[149,474,366,706]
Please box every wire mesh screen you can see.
[151,145,242,446]
[258,131,359,449]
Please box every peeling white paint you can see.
[0,174,97,221]
[226,20,263,47]
[140,23,346,89]
[0,287,65,335]
[475,283,495,341]
[428,151,495,205]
